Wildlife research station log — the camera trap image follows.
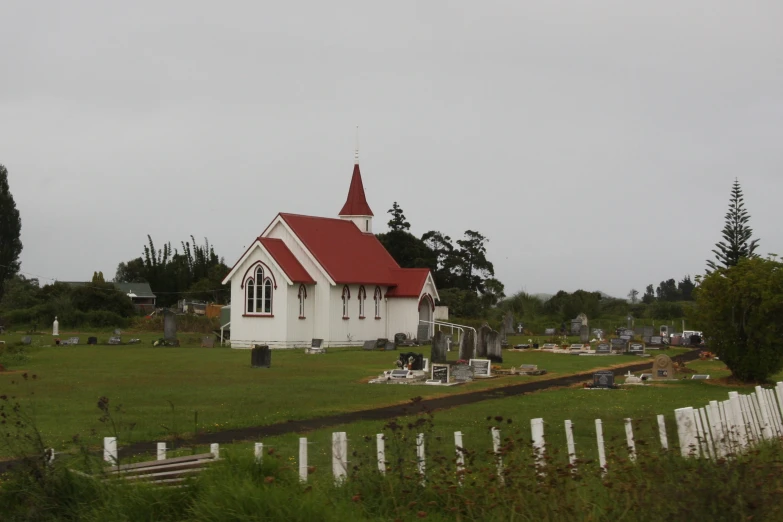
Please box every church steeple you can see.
[339,127,374,233]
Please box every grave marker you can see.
[651,354,675,380]
[431,364,449,383]
[596,342,611,354]
[251,345,271,368]
[485,330,503,363]
[416,324,430,343]
[21,336,32,345]
[459,329,475,361]
[592,371,615,388]
[362,340,376,351]
[201,336,215,348]
[163,311,177,342]
[108,336,121,345]
[430,331,448,363]
[87,337,97,345]
[476,324,491,358]
[452,364,474,382]
[544,328,556,336]
[580,324,589,343]
[610,338,627,353]
[469,359,492,377]
[398,352,424,371]
[629,342,645,355]
[650,336,663,345]
[691,374,710,380]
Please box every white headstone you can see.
[52,316,59,336]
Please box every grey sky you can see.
[2,1,781,299]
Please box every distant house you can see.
[114,283,157,313]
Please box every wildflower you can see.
[416,512,427,518]
[264,476,275,484]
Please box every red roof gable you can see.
[279,213,400,285]
[385,269,431,297]
[338,164,374,216]
[258,237,316,284]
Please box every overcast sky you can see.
[1,1,781,299]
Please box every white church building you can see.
[222,149,439,349]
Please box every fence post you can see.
[755,386,773,440]
[254,443,264,464]
[491,427,504,483]
[210,443,220,459]
[656,415,668,450]
[103,437,117,465]
[454,431,465,484]
[332,432,348,482]
[564,420,577,469]
[376,434,386,475]
[696,408,713,460]
[595,419,607,474]
[531,418,545,470]
[624,418,636,462]
[742,394,761,443]
[298,437,308,483]
[157,442,167,461]
[765,388,783,436]
[720,400,735,452]
[675,407,699,458]
[728,392,748,449]
[705,402,724,458]
[417,433,426,485]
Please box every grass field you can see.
[0,330,691,458]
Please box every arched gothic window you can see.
[374,286,382,319]
[342,286,350,319]
[358,286,366,318]
[298,285,307,318]
[245,266,273,315]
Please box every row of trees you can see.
[377,203,504,317]
[628,276,696,304]
[114,236,229,306]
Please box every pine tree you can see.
[707,179,759,271]
[0,164,23,302]
[387,202,411,232]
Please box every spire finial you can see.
[354,125,359,164]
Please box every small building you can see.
[114,283,157,313]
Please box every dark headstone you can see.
[650,336,663,345]
[362,340,376,351]
[485,330,503,363]
[398,352,424,371]
[629,342,645,354]
[430,331,448,364]
[579,324,589,343]
[432,364,449,383]
[417,324,430,343]
[459,329,475,360]
[596,342,611,354]
[21,336,32,345]
[385,341,396,351]
[643,326,654,337]
[593,370,615,388]
[393,333,407,346]
[476,324,491,358]
[163,311,177,341]
[201,336,215,348]
[311,339,324,348]
[452,364,475,382]
[251,345,271,368]
[87,337,98,345]
[503,312,515,335]
[571,320,582,335]
[610,338,627,353]
[376,338,389,349]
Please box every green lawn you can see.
[0,330,689,458]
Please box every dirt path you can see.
[0,349,700,472]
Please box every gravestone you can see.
[163,311,177,342]
[643,326,654,337]
[452,364,475,382]
[67,337,80,345]
[201,336,215,348]
[643,336,652,344]
[691,374,710,380]
[362,340,376,351]
[628,342,645,355]
[390,369,410,379]
[469,359,492,377]
[385,341,396,351]
[417,324,430,343]
[592,370,615,388]
[113,329,122,336]
[430,331,448,364]
[312,339,324,349]
[87,337,97,345]
[610,338,627,353]
[398,352,424,371]
[376,338,389,349]
[431,364,449,383]
[52,316,59,336]
[503,312,515,335]
[571,320,582,335]
[108,336,121,345]
[251,345,271,368]
[621,328,635,338]
[651,354,675,380]
[569,344,586,351]
[485,330,503,363]
[596,342,611,354]
[544,328,556,336]
[393,333,407,346]
[459,329,475,360]
[476,324,491,358]
[21,336,31,345]
[650,336,663,345]
[579,324,589,343]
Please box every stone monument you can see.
[52,316,59,336]
[651,354,675,380]
[459,329,475,361]
[251,345,271,368]
[163,311,177,342]
[579,324,589,343]
[477,324,491,358]
[430,331,448,364]
[486,329,503,363]
[503,312,515,335]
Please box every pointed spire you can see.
[339,128,373,217]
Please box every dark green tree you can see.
[696,257,783,382]
[707,179,760,272]
[114,258,147,283]
[386,202,411,232]
[453,230,494,293]
[0,165,23,303]
[656,279,681,302]
[678,275,696,301]
[627,288,639,304]
[642,284,656,304]
[421,230,458,289]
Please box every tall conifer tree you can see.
[0,164,23,302]
[707,179,759,272]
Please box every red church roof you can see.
[385,269,431,297]
[338,164,374,216]
[280,213,396,284]
[258,237,315,284]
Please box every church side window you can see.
[245,265,273,316]
[342,286,350,319]
[358,286,366,319]
[298,285,307,318]
[374,286,382,319]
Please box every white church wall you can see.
[327,284,390,346]
[285,284,315,347]
[228,247,289,349]
[386,297,418,340]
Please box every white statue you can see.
[52,316,59,336]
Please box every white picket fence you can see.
[90,382,783,482]
[673,382,783,459]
